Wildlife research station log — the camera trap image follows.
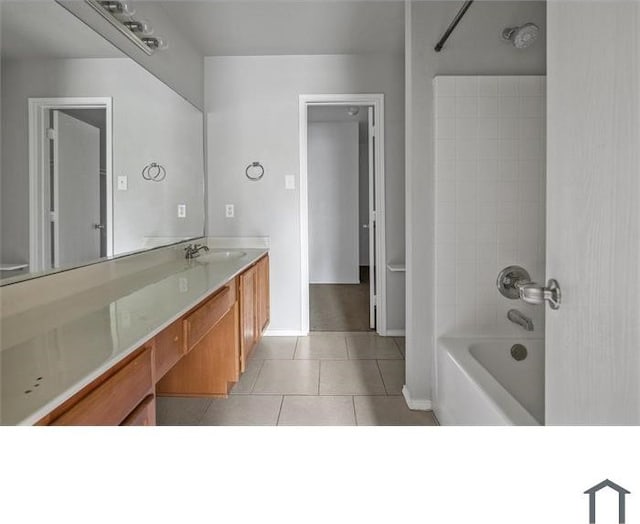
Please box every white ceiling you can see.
[1,1,123,59]
[155,1,405,56]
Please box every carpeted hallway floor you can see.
[310,267,371,332]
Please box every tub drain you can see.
[510,344,527,361]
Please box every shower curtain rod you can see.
[434,0,474,52]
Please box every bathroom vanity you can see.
[1,247,269,426]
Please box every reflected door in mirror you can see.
[53,110,103,269]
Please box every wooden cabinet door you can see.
[239,265,257,372]
[50,348,153,426]
[156,304,240,397]
[256,255,270,335]
[154,320,184,382]
[121,395,156,426]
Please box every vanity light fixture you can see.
[141,37,166,51]
[123,20,152,35]
[98,0,135,16]
[85,0,168,55]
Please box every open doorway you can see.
[299,94,386,335]
[28,97,113,273]
[307,104,369,331]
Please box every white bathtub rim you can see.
[438,328,542,340]
[438,337,542,426]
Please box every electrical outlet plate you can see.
[285,175,295,190]
[225,204,234,218]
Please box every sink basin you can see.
[197,250,247,262]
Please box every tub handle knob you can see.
[518,279,561,310]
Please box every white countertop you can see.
[0,248,268,425]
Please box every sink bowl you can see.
[197,249,247,262]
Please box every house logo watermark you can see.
[585,479,631,523]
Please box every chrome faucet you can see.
[184,243,210,259]
[507,309,534,331]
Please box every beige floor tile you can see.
[278,396,355,426]
[156,397,211,426]
[199,395,283,426]
[295,335,348,360]
[252,337,297,359]
[229,357,264,395]
[310,331,373,337]
[354,396,438,426]
[394,337,406,358]
[319,360,386,395]
[377,360,406,395]
[252,359,320,395]
[346,335,403,359]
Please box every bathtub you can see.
[435,337,544,425]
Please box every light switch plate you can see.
[285,175,295,190]
[117,176,128,191]
[177,204,186,218]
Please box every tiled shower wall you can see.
[434,76,546,337]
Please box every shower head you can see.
[502,23,539,49]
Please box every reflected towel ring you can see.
[245,161,264,181]
[142,162,166,182]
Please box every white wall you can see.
[205,54,405,333]
[405,1,546,406]
[308,121,360,284]
[434,76,546,339]
[1,57,204,264]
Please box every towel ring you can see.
[245,161,264,181]
[142,162,166,182]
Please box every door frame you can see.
[28,97,113,272]
[299,94,387,335]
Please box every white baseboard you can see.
[263,329,306,337]
[402,385,432,411]
[386,329,406,336]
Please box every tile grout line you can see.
[352,396,359,426]
[293,335,300,360]
[375,359,389,395]
[196,399,213,426]
[291,337,300,360]
[345,335,353,360]
[249,358,266,394]
[275,395,285,426]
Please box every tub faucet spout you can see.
[507,309,534,331]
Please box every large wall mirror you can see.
[0,0,205,284]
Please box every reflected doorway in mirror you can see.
[28,97,113,273]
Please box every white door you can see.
[367,107,376,329]
[52,110,101,268]
[545,2,640,424]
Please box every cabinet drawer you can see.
[121,395,156,426]
[185,281,236,352]
[154,320,184,381]
[52,348,153,426]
